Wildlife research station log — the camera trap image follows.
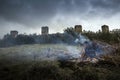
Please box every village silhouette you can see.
[0,25,120,47]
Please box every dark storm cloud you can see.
[0,0,120,26]
[90,0,120,10]
[56,0,120,16]
[0,0,62,27]
[89,0,120,16]
[57,0,90,14]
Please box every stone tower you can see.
[74,25,82,33]
[10,30,18,38]
[101,25,109,33]
[41,26,49,35]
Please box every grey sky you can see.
[0,0,120,38]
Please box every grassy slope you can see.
[0,44,120,80]
[0,44,82,62]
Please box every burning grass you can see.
[0,44,120,80]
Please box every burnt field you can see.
[0,44,120,80]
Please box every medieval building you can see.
[10,30,18,38]
[41,26,49,35]
[101,25,109,33]
[74,25,82,33]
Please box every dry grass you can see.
[0,44,120,80]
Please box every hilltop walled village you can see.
[9,25,110,38]
[0,25,120,47]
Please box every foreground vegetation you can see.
[0,45,120,80]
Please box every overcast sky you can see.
[0,0,120,38]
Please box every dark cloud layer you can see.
[0,0,61,26]
[0,0,120,38]
[0,0,119,24]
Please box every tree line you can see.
[0,28,120,47]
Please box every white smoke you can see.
[75,34,90,44]
[0,44,83,62]
[0,33,115,63]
